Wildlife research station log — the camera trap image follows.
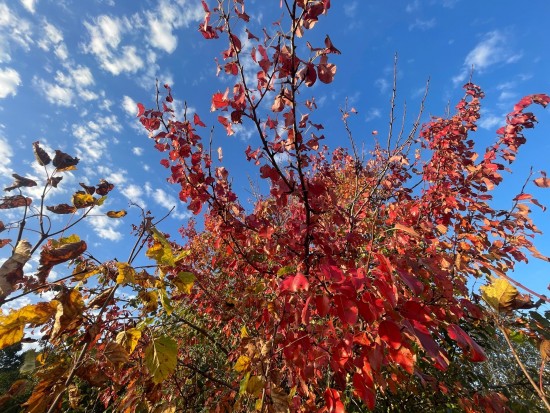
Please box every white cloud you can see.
[344,2,358,18]
[374,78,389,94]
[122,95,137,116]
[409,18,435,31]
[132,147,144,156]
[365,108,381,122]
[0,4,33,62]
[83,15,144,76]
[88,212,123,241]
[34,77,73,106]
[0,133,13,177]
[121,183,145,207]
[453,31,522,86]
[0,67,21,98]
[34,64,97,105]
[20,0,38,13]
[72,115,121,162]
[151,188,191,220]
[149,18,178,53]
[478,114,502,130]
[406,0,420,13]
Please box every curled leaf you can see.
[53,150,79,171]
[534,171,550,188]
[72,192,95,208]
[4,174,37,191]
[480,277,519,312]
[33,141,51,166]
[106,210,127,218]
[46,204,77,214]
[96,180,114,196]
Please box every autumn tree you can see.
[0,1,549,412]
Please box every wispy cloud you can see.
[409,18,436,31]
[453,31,522,86]
[0,3,34,62]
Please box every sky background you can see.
[1,0,549,310]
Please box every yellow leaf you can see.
[139,290,159,313]
[145,336,177,384]
[116,328,142,354]
[174,249,190,263]
[71,192,95,208]
[51,289,84,339]
[246,376,265,397]
[173,272,195,294]
[73,262,101,281]
[234,355,251,372]
[116,262,136,285]
[241,326,249,338]
[146,228,175,266]
[480,277,518,312]
[0,302,57,349]
[106,210,127,218]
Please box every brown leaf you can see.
[52,150,79,171]
[51,289,85,340]
[0,195,32,209]
[88,287,115,309]
[33,141,51,166]
[79,182,95,195]
[46,204,77,214]
[103,342,130,366]
[0,240,31,302]
[37,241,87,283]
[0,239,10,248]
[0,221,4,232]
[48,176,63,188]
[534,171,550,188]
[4,174,38,191]
[96,179,114,196]
[106,210,127,218]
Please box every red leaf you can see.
[280,273,309,292]
[136,103,145,117]
[353,373,376,410]
[315,294,330,317]
[378,320,402,350]
[336,296,358,325]
[193,113,206,127]
[211,89,229,111]
[447,324,486,362]
[324,388,345,413]
[317,55,336,84]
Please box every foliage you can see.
[0,1,549,412]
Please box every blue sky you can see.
[1,0,549,308]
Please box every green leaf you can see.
[173,272,195,294]
[145,336,178,384]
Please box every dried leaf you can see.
[0,195,32,209]
[46,204,77,214]
[71,192,95,208]
[53,150,79,171]
[106,210,127,218]
[4,174,38,191]
[33,141,51,166]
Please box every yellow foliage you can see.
[116,328,142,354]
[234,355,251,372]
[0,302,57,349]
[480,277,518,312]
[116,262,136,285]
